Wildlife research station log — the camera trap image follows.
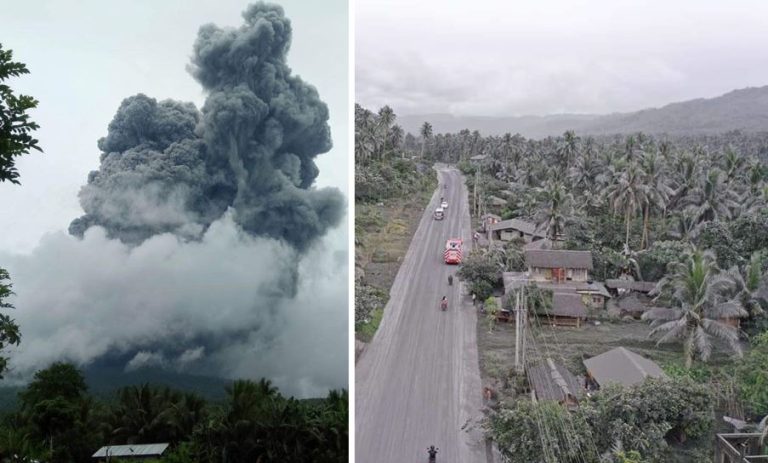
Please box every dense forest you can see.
[0,362,347,462]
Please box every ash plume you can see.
[4,2,347,397]
[69,2,344,252]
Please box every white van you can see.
[434,207,445,220]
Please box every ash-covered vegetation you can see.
[413,126,768,461]
[354,105,436,336]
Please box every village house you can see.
[488,218,546,243]
[527,358,584,408]
[583,347,667,390]
[502,249,611,325]
[480,213,501,233]
[92,443,169,461]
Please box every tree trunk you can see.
[625,206,631,249]
[684,329,695,369]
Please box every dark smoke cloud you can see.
[70,2,344,252]
[5,2,347,397]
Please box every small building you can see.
[716,433,768,462]
[583,347,667,389]
[525,249,593,283]
[503,273,611,313]
[92,443,169,461]
[487,195,507,207]
[527,358,584,407]
[605,279,658,296]
[489,218,545,243]
[542,292,588,327]
[481,213,501,233]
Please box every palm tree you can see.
[724,251,767,319]
[110,384,177,444]
[534,180,573,241]
[639,150,672,248]
[685,168,739,224]
[377,106,395,158]
[604,162,647,249]
[419,122,433,159]
[642,249,747,368]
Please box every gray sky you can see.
[1,0,348,253]
[356,0,768,117]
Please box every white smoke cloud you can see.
[1,211,348,397]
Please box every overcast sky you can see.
[357,0,768,117]
[1,0,348,253]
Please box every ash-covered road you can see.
[356,167,487,462]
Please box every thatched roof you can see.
[550,292,587,318]
[525,250,593,270]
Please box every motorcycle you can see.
[427,446,438,462]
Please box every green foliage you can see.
[355,158,435,203]
[0,364,347,462]
[456,251,500,301]
[0,43,42,184]
[485,296,499,333]
[736,332,768,417]
[0,268,21,379]
[637,240,693,282]
[729,209,768,258]
[19,362,87,408]
[486,399,597,463]
[581,378,713,460]
[695,221,743,269]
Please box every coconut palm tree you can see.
[685,168,740,223]
[419,122,433,159]
[604,162,647,249]
[534,180,574,241]
[642,249,747,368]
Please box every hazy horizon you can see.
[357,0,768,118]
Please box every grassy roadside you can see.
[355,177,436,343]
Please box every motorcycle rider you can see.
[427,445,438,461]
[440,296,448,311]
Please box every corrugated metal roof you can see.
[502,273,611,298]
[583,347,667,388]
[489,218,544,237]
[527,358,584,402]
[605,279,658,293]
[92,443,169,458]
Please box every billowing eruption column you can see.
[69,2,344,252]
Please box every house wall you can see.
[529,266,589,282]
[500,230,531,242]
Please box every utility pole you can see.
[515,286,527,374]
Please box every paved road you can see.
[356,167,487,463]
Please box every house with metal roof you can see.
[488,218,546,243]
[583,347,667,389]
[527,358,584,407]
[92,443,169,461]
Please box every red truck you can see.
[444,238,463,264]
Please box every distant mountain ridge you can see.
[397,86,768,138]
